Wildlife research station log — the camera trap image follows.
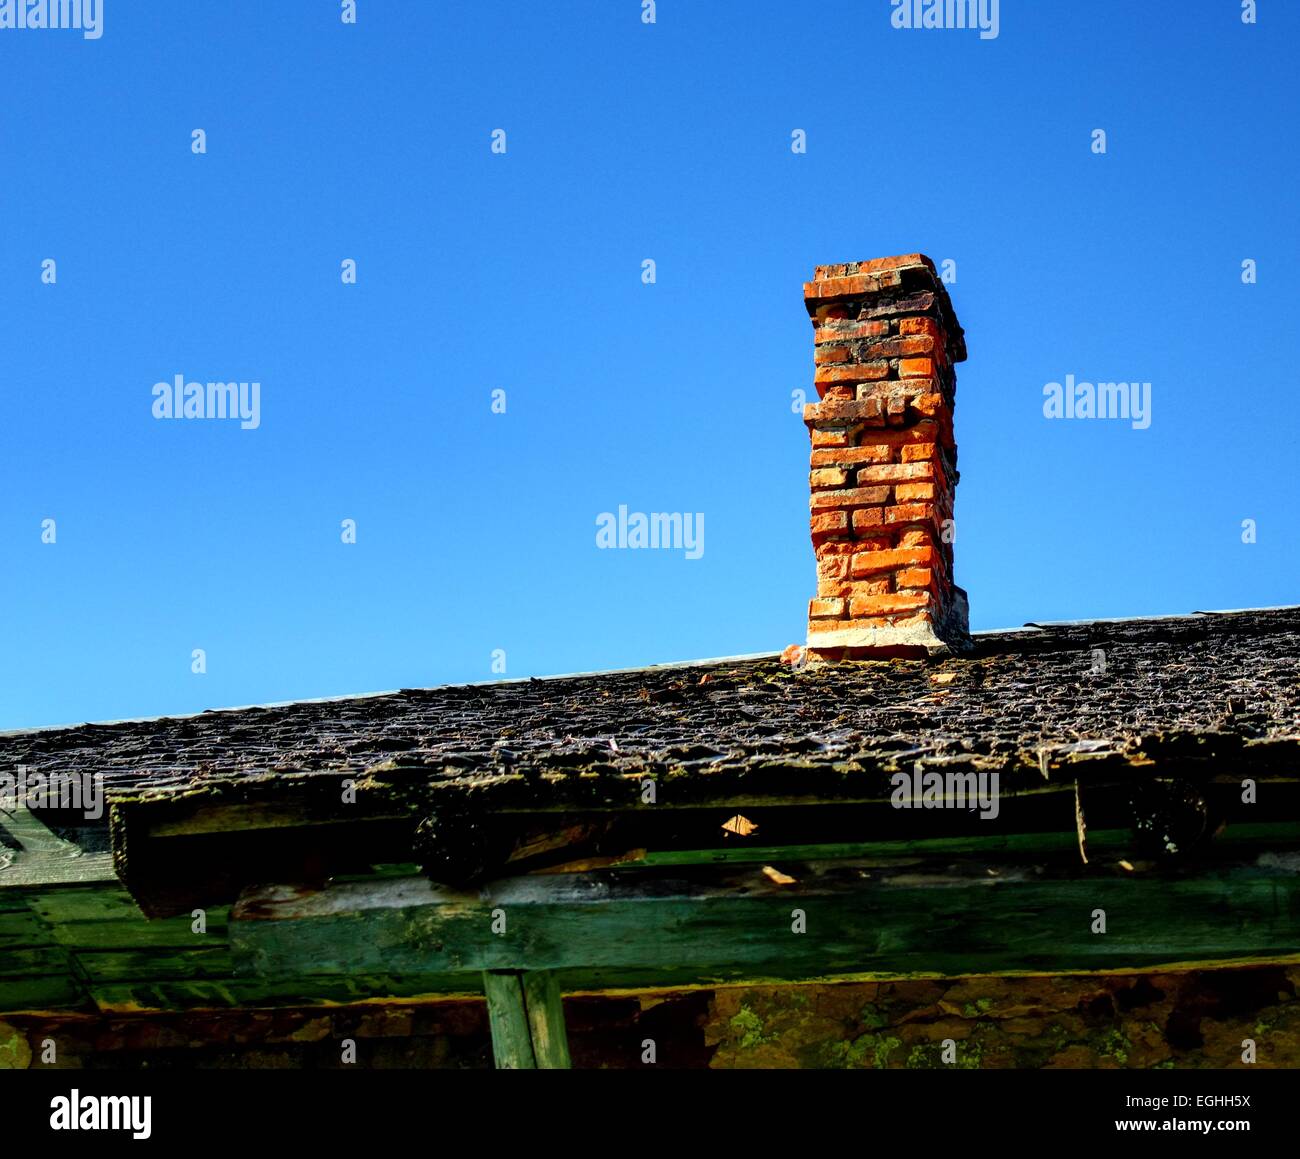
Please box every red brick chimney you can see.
[802,254,968,659]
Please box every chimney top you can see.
[804,254,967,364]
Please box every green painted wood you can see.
[482,971,536,1069]
[522,971,571,1069]
[25,890,228,949]
[623,823,1300,870]
[88,974,484,1012]
[0,909,50,949]
[0,973,87,1013]
[231,863,1300,983]
[76,946,236,984]
[0,946,78,977]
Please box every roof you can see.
[3,605,1299,913]
[3,606,1297,808]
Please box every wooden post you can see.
[482,969,571,1069]
[522,970,571,1068]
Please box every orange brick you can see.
[810,468,849,489]
[896,567,934,589]
[912,393,944,416]
[804,273,879,300]
[819,384,855,401]
[885,503,938,525]
[852,535,893,552]
[899,528,934,548]
[851,508,885,533]
[899,358,935,378]
[810,511,849,546]
[901,442,937,463]
[814,362,891,386]
[895,482,936,501]
[809,446,893,468]
[814,319,889,344]
[857,462,933,485]
[813,255,928,280]
[858,336,934,360]
[816,555,850,580]
[899,317,941,339]
[809,598,846,619]
[814,345,852,365]
[849,592,931,616]
[850,548,936,577]
[811,428,851,447]
[807,398,885,426]
[811,486,890,511]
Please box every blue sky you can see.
[2,0,1296,729]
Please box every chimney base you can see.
[805,586,970,661]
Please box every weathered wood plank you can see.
[482,971,536,1069]
[231,861,1300,982]
[522,971,570,1069]
[76,946,236,984]
[0,973,87,1013]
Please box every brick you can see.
[810,511,849,545]
[809,598,846,619]
[816,555,850,580]
[850,548,937,577]
[818,577,892,599]
[814,319,889,344]
[894,482,936,501]
[899,358,935,378]
[859,291,936,318]
[819,384,855,401]
[857,336,935,360]
[811,486,891,511]
[810,468,849,489]
[814,361,891,386]
[851,508,885,533]
[806,398,885,426]
[899,528,934,548]
[885,503,938,525]
[813,254,930,280]
[809,445,893,468]
[851,535,893,552]
[816,539,865,556]
[814,345,852,365]
[811,428,852,447]
[804,273,880,300]
[899,316,941,339]
[896,567,935,589]
[901,442,938,463]
[912,393,945,417]
[812,304,851,322]
[857,462,934,485]
[849,592,932,617]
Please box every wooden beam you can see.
[231,856,1300,983]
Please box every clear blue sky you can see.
[2,1,1296,729]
